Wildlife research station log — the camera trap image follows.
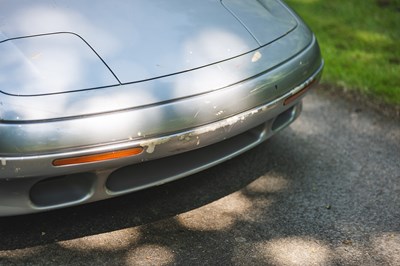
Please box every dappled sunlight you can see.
[0,4,120,96]
[0,1,398,265]
[64,86,158,118]
[0,246,43,261]
[0,33,118,96]
[257,237,332,266]
[181,29,249,68]
[371,232,400,265]
[334,244,366,264]
[10,107,162,152]
[7,4,121,55]
[171,54,244,99]
[345,49,381,64]
[2,0,260,83]
[333,232,400,265]
[171,27,255,100]
[355,30,392,44]
[58,228,140,252]
[177,191,255,231]
[177,170,290,231]
[60,90,164,142]
[125,244,175,266]
[245,172,289,194]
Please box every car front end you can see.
[0,0,323,215]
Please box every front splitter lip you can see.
[0,61,323,179]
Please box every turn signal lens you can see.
[284,79,315,106]
[53,147,143,166]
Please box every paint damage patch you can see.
[137,98,281,155]
[140,137,171,154]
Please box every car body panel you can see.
[0,34,320,155]
[0,33,119,95]
[0,0,266,85]
[221,0,297,45]
[0,0,323,216]
[0,16,313,122]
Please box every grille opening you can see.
[271,106,295,131]
[106,123,267,193]
[30,173,95,207]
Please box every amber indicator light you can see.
[52,147,144,166]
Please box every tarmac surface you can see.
[0,90,399,265]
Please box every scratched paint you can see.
[133,90,283,155]
[140,137,171,154]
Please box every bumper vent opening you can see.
[106,124,266,194]
[271,106,296,132]
[30,173,95,207]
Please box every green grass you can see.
[285,0,400,105]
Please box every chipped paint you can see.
[251,51,262,62]
[140,137,171,154]
[30,52,42,60]
[1,158,6,166]
[186,103,269,137]
[66,80,300,166]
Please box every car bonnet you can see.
[0,0,297,96]
[0,0,259,96]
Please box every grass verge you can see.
[285,0,400,106]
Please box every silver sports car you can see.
[0,0,323,216]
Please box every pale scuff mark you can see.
[179,132,195,142]
[30,52,42,60]
[140,137,171,154]
[251,51,262,62]
[1,158,6,166]
[186,103,266,137]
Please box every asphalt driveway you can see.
[0,89,399,265]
